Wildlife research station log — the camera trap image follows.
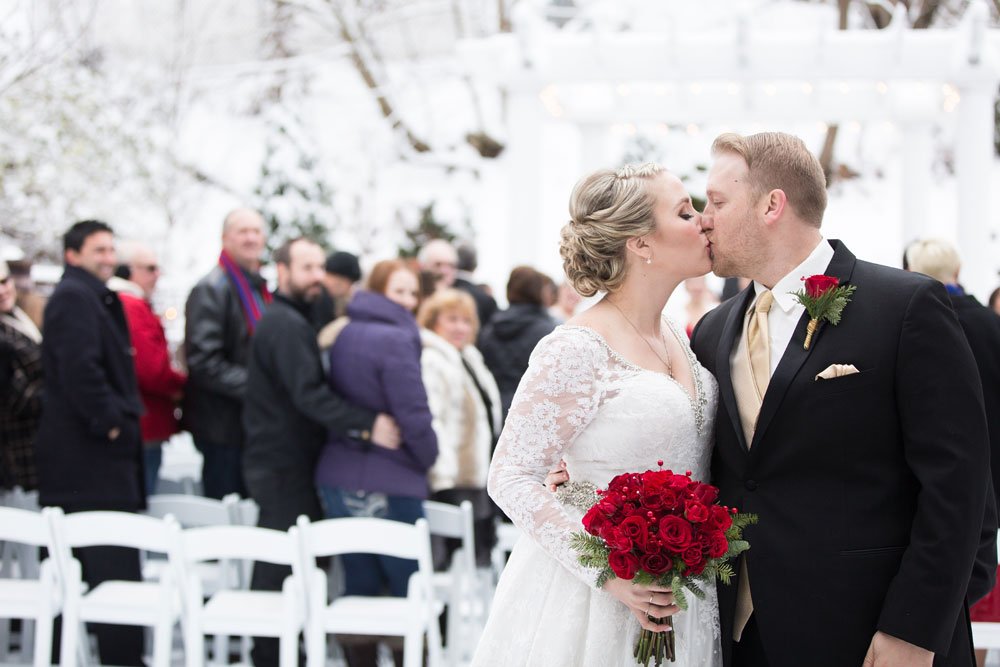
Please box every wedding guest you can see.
[244,239,399,667]
[455,242,498,326]
[312,250,362,331]
[990,287,1000,316]
[478,266,558,419]
[548,280,582,323]
[184,208,269,498]
[7,260,47,330]
[0,259,43,497]
[418,288,502,566]
[35,220,145,666]
[907,239,1000,667]
[683,275,720,337]
[316,259,437,667]
[114,242,187,495]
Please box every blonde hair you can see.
[906,238,961,284]
[417,288,480,340]
[711,132,827,227]
[559,162,664,297]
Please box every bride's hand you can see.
[602,578,677,632]
[544,460,569,492]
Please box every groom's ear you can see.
[762,189,788,226]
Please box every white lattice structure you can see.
[461,1,1000,295]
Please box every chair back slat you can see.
[0,506,50,546]
[181,525,296,565]
[57,511,174,554]
[297,516,427,562]
[421,500,465,539]
[146,493,238,527]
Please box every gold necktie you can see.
[731,289,773,642]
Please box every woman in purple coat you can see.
[316,259,438,667]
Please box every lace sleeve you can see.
[487,328,606,589]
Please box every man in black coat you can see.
[243,237,400,667]
[35,220,145,666]
[691,132,990,667]
[184,207,269,498]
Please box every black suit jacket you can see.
[36,265,145,510]
[690,241,990,667]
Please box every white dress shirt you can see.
[731,239,836,377]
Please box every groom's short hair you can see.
[711,132,827,228]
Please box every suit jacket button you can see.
[745,479,758,491]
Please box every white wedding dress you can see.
[471,322,722,667]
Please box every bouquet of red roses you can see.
[569,463,757,666]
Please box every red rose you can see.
[600,525,633,553]
[803,274,839,299]
[602,492,625,511]
[708,506,733,531]
[691,483,719,506]
[658,487,681,511]
[687,560,707,577]
[667,473,691,490]
[684,501,710,524]
[707,531,729,559]
[658,515,694,552]
[609,550,640,580]
[681,546,705,569]
[640,553,673,576]
[582,505,606,535]
[619,515,649,550]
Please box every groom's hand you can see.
[544,460,569,492]
[862,631,932,667]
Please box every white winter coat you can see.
[420,329,501,493]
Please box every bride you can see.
[470,163,721,666]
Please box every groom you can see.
[690,132,991,666]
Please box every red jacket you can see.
[121,294,187,442]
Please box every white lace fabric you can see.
[476,322,723,666]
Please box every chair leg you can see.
[305,622,325,667]
[59,607,78,667]
[278,630,296,667]
[33,615,53,667]
[402,631,423,667]
[212,633,227,665]
[151,620,172,667]
[184,621,203,667]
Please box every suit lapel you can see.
[716,286,755,452]
[750,240,858,450]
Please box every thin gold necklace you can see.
[606,298,673,376]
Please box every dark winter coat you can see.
[478,303,557,418]
[316,291,438,500]
[0,313,43,490]
[35,265,145,510]
[183,265,264,446]
[454,277,498,328]
[243,293,376,481]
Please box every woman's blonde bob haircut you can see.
[559,162,665,297]
[416,288,480,341]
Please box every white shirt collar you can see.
[753,238,835,314]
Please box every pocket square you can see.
[815,364,859,380]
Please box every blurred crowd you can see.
[2,211,1000,667]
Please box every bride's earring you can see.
[646,257,652,265]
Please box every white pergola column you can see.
[954,79,997,299]
[578,123,609,173]
[505,82,544,268]
[900,122,933,247]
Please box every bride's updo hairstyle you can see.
[559,162,664,297]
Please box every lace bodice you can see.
[487,320,719,589]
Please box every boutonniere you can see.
[790,274,856,350]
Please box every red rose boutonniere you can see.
[790,274,856,350]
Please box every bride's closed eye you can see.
[680,213,695,221]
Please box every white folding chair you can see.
[297,516,442,667]
[489,519,522,584]
[0,506,60,667]
[178,524,305,667]
[422,500,481,665]
[158,433,203,495]
[47,508,183,667]
[0,488,43,662]
[146,493,243,662]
